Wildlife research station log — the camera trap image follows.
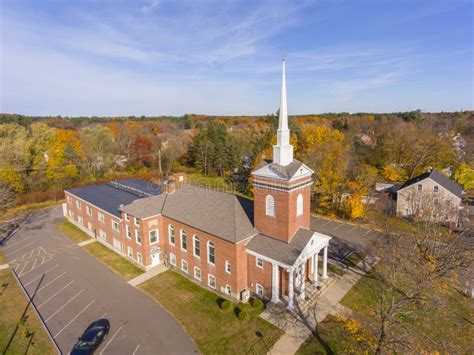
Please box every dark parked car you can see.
[71,319,110,355]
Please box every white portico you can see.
[247,229,331,311]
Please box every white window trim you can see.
[296,193,303,217]
[265,194,275,217]
[127,246,134,259]
[225,284,232,295]
[256,257,264,269]
[256,283,264,296]
[134,217,140,227]
[149,229,159,245]
[225,260,231,274]
[193,235,200,258]
[86,206,92,216]
[124,213,130,221]
[180,229,187,251]
[78,216,83,225]
[137,252,143,264]
[208,274,216,289]
[194,266,201,281]
[135,230,142,245]
[168,225,175,245]
[111,220,120,232]
[76,200,81,209]
[169,253,176,266]
[207,241,215,265]
[181,260,188,273]
[87,222,93,231]
[125,225,131,239]
[98,212,105,223]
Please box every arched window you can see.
[180,229,187,251]
[193,235,200,257]
[296,194,303,217]
[207,241,215,265]
[168,224,175,245]
[265,195,275,217]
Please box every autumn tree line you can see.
[0,111,473,217]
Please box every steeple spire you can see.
[273,59,294,166]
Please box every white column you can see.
[300,263,306,299]
[313,252,319,285]
[271,263,280,303]
[322,245,328,279]
[287,269,294,311]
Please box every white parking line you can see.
[37,272,66,293]
[1,237,32,250]
[37,280,75,308]
[100,312,108,319]
[132,344,141,355]
[18,260,30,276]
[334,223,345,230]
[321,220,332,226]
[23,264,59,285]
[53,299,95,338]
[348,225,359,232]
[5,242,36,257]
[99,326,122,355]
[45,289,84,322]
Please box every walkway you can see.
[261,256,378,355]
[128,264,167,287]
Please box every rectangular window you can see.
[181,260,188,273]
[256,283,264,296]
[225,284,232,295]
[127,247,134,259]
[99,229,106,241]
[125,213,130,221]
[181,230,187,251]
[169,228,175,245]
[169,253,176,266]
[256,257,264,269]
[76,200,81,209]
[208,242,215,265]
[68,209,74,218]
[225,261,231,274]
[112,220,120,232]
[135,230,142,244]
[417,184,422,191]
[208,274,216,289]
[149,230,159,244]
[194,236,200,258]
[134,217,140,226]
[86,206,92,216]
[194,267,201,281]
[137,253,143,264]
[126,225,131,239]
[98,213,105,223]
[78,216,83,225]
[434,185,439,193]
[87,222,93,231]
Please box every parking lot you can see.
[1,207,196,355]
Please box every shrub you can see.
[220,300,232,312]
[236,309,249,321]
[251,298,264,310]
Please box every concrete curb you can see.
[78,239,97,247]
[0,263,10,270]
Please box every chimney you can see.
[165,178,176,194]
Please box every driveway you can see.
[311,215,379,261]
[0,206,196,355]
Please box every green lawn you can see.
[296,315,369,355]
[139,270,284,355]
[56,221,91,243]
[83,242,144,281]
[0,268,56,354]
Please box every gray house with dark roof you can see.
[396,169,463,224]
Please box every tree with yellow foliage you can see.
[453,163,474,190]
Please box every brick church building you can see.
[63,60,331,311]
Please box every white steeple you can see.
[272,59,294,166]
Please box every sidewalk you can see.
[262,256,378,355]
[128,264,167,287]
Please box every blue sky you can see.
[0,0,472,116]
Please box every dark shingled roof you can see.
[254,159,306,179]
[246,228,314,265]
[120,185,257,243]
[66,179,161,217]
[399,169,463,198]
